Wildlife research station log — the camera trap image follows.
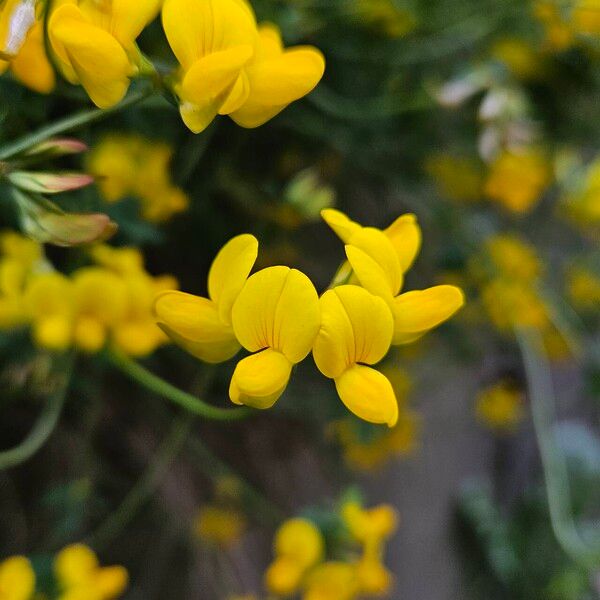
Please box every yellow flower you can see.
[476,381,525,432]
[483,234,543,282]
[54,544,128,600]
[353,0,417,38]
[313,285,398,426]
[265,518,324,597]
[154,234,258,363]
[229,266,320,409]
[194,505,246,547]
[572,0,600,35]
[0,555,36,600]
[562,156,600,226]
[302,562,358,600]
[533,2,575,50]
[425,154,483,203]
[323,209,464,345]
[342,501,398,551]
[355,555,393,597]
[567,266,600,311]
[48,0,161,108]
[491,38,544,80]
[87,135,189,223]
[227,23,325,129]
[484,149,551,213]
[162,0,324,132]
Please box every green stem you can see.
[516,328,600,570]
[0,369,70,471]
[106,349,252,422]
[0,86,155,160]
[88,414,194,549]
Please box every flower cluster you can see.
[0,543,127,600]
[87,133,189,223]
[155,210,464,426]
[476,380,525,433]
[0,232,176,356]
[264,500,398,599]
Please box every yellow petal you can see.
[347,227,403,296]
[230,44,325,128]
[384,213,421,272]
[10,20,55,94]
[218,70,250,115]
[179,99,220,134]
[0,556,36,600]
[55,544,98,587]
[335,364,398,427]
[103,0,162,48]
[95,565,129,598]
[207,233,258,324]
[154,291,240,363]
[231,266,320,363]
[180,45,254,106]
[312,285,393,378]
[320,208,361,243]
[345,245,394,306]
[229,348,292,409]
[49,5,131,108]
[162,0,256,71]
[391,285,465,344]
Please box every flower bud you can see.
[8,171,94,194]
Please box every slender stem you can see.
[0,368,71,471]
[105,349,252,422]
[0,86,156,160]
[516,328,600,570]
[88,414,194,549]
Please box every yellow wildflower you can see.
[194,505,246,547]
[352,0,417,37]
[572,0,600,35]
[229,266,320,409]
[48,0,161,108]
[355,555,394,597]
[483,234,543,282]
[533,2,575,50]
[87,135,189,223]
[265,518,324,597]
[484,150,551,213]
[0,556,36,600]
[342,501,398,552]
[562,157,600,225]
[54,544,128,600]
[322,209,464,345]
[476,381,525,432]
[161,0,324,132]
[567,266,600,311]
[154,234,258,363]
[303,562,359,600]
[425,154,483,203]
[313,285,398,426]
[491,38,544,80]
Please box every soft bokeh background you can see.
[0,0,599,598]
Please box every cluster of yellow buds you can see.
[265,500,398,599]
[469,234,569,358]
[329,366,420,471]
[475,379,526,433]
[0,232,176,356]
[155,210,464,427]
[0,543,127,600]
[87,134,189,223]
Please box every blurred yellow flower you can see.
[265,518,324,597]
[229,266,320,409]
[476,381,525,432]
[154,234,258,363]
[303,561,359,600]
[0,555,36,600]
[342,501,398,552]
[355,555,394,597]
[313,285,398,426]
[352,0,417,37]
[425,154,483,203]
[48,0,161,107]
[484,149,551,213]
[567,266,600,311]
[562,156,600,226]
[573,0,600,35]
[491,38,544,80]
[161,0,324,132]
[194,505,247,548]
[483,234,543,282]
[87,134,189,223]
[54,544,128,600]
[322,209,464,345]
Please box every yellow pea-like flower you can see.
[229,23,325,128]
[303,561,359,600]
[162,0,258,133]
[322,209,464,345]
[0,555,36,600]
[229,265,320,409]
[154,234,258,363]
[48,0,161,108]
[312,285,398,427]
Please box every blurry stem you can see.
[0,85,156,160]
[106,349,253,422]
[516,328,600,571]
[0,366,71,471]
[89,414,194,550]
